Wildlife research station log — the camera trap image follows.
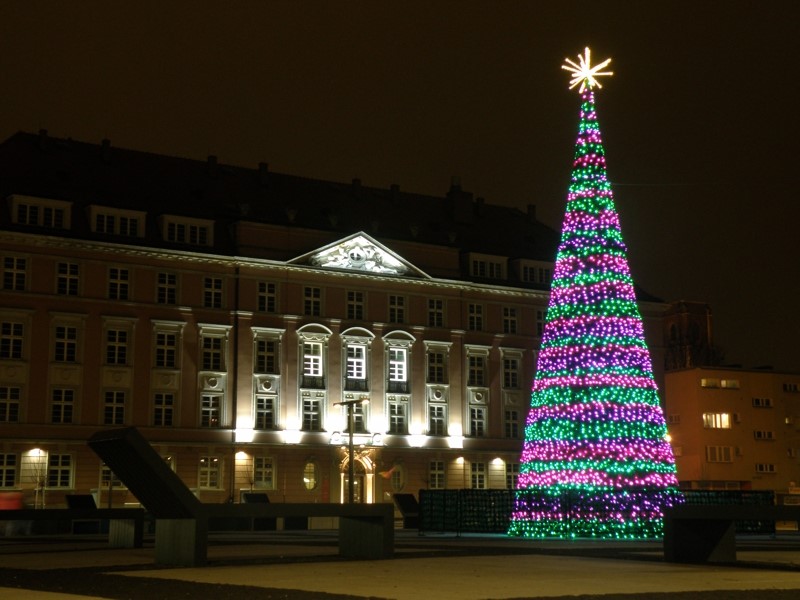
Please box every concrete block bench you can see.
[663,503,800,563]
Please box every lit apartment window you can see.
[0,321,24,359]
[429,461,445,489]
[468,355,486,387]
[56,262,79,296]
[47,454,73,488]
[506,462,520,489]
[502,307,518,334]
[157,273,177,305]
[255,396,276,429]
[427,351,447,384]
[702,412,731,429]
[203,277,223,309]
[155,332,177,368]
[700,378,720,388]
[103,391,126,425]
[505,410,520,438]
[503,358,520,389]
[347,291,364,320]
[200,394,221,427]
[428,299,444,327]
[468,304,483,331]
[105,329,128,365]
[752,397,774,408]
[2,256,27,291]
[389,295,405,324]
[253,456,274,489]
[304,286,321,316]
[428,404,447,436]
[387,396,408,434]
[470,462,486,489]
[0,453,17,488]
[255,340,278,374]
[470,407,486,437]
[705,445,733,463]
[51,389,74,424]
[720,379,740,389]
[258,282,277,313]
[0,387,21,423]
[153,393,174,427]
[198,456,221,488]
[302,396,322,431]
[201,335,224,371]
[303,461,318,490]
[53,326,77,362]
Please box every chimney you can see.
[258,162,269,186]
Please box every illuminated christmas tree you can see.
[508,48,681,539]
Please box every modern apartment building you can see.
[0,130,668,509]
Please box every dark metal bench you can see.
[663,503,800,563]
[88,426,394,566]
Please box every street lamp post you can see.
[334,398,368,504]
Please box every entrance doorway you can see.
[342,460,367,503]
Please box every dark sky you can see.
[1,1,798,371]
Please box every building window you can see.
[100,464,124,489]
[427,351,446,384]
[506,462,520,489]
[470,407,486,437]
[0,453,17,488]
[468,355,486,387]
[668,414,681,425]
[0,321,24,359]
[155,332,177,368]
[105,329,128,365]
[470,462,486,489]
[700,378,720,388]
[2,256,27,291]
[200,394,221,427]
[347,291,364,320]
[157,273,177,305]
[12,196,70,229]
[429,461,445,489]
[255,340,278,374]
[258,282,277,313]
[346,345,367,381]
[429,404,447,436]
[304,286,321,316]
[468,304,483,331]
[56,262,79,296]
[753,397,774,408]
[522,264,552,285]
[303,461,318,490]
[104,391,126,425]
[387,347,408,392]
[0,386,21,423]
[391,467,405,492]
[536,309,545,337]
[503,307,518,334]
[89,206,143,237]
[255,396,276,430]
[503,358,519,389]
[754,430,775,441]
[302,342,324,387]
[389,295,405,324]
[705,446,733,463]
[720,379,740,389]
[164,217,212,246]
[198,456,221,488]
[204,277,223,309]
[702,413,731,429]
[54,326,77,362]
[108,268,130,300]
[253,456,274,489]
[783,383,799,393]
[387,396,408,434]
[201,335,224,371]
[471,259,504,279]
[153,393,174,427]
[47,454,73,488]
[756,463,776,473]
[302,396,322,431]
[505,410,519,438]
[344,400,368,433]
[428,299,444,327]
[51,388,74,424]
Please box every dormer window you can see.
[9,195,71,230]
[468,253,506,280]
[160,215,214,246]
[518,260,554,285]
[88,205,146,237]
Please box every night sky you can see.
[1,2,798,371]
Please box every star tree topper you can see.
[562,47,613,92]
